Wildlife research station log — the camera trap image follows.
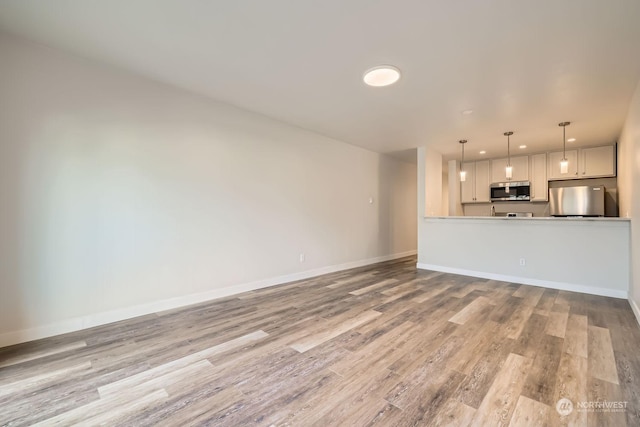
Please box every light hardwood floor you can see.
[1,257,639,426]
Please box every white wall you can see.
[441,168,449,217]
[0,34,417,346]
[417,147,442,217]
[447,160,463,216]
[418,218,629,298]
[618,77,640,322]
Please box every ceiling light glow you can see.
[567,138,576,142]
[462,109,474,115]
[363,65,401,87]
[519,145,527,149]
[479,150,486,154]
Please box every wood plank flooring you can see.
[1,256,640,426]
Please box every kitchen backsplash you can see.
[464,202,549,217]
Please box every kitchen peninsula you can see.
[418,215,630,298]
[417,146,631,301]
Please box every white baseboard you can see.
[416,263,628,299]
[0,250,416,348]
[630,297,640,328]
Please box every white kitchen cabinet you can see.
[580,145,616,177]
[529,153,548,201]
[460,161,475,204]
[475,160,490,202]
[490,156,529,183]
[548,149,578,180]
[461,160,490,203]
[548,145,616,180]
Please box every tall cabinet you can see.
[529,153,548,201]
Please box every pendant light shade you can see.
[559,122,570,174]
[459,140,467,182]
[504,131,514,180]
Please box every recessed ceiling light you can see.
[567,138,576,142]
[479,150,486,154]
[519,145,527,149]
[363,65,401,87]
[462,109,474,115]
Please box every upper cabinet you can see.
[461,160,490,203]
[548,150,578,179]
[580,145,616,178]
[548,145,616,180]
[490,156,529,183]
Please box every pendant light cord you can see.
[459,140,466,172]
[559,121,570,161]
[563,125,566,160]
[503,131,513,166]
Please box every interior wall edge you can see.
[630,297,640,328]
[0,250,416,349]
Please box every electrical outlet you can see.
[299,253,305,263]
[519,258,526,266]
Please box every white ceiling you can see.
[1,0,640,162]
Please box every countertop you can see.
[425,216,630,222]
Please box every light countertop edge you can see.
[424,216,630,222]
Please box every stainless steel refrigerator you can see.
[549,185,605,217]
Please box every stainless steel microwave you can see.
[490,181,530,202]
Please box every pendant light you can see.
[504,131,514,180]
[559,122,570,174]
[459,140,467,182]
